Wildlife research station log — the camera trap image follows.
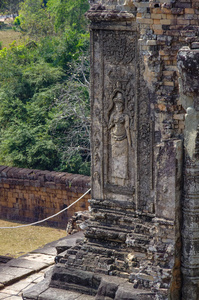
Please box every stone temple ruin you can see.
[24,0,199,299]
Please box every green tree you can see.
[50,55,90,174]
[47,0,89,33]
[19,0,54,39]
[37,29,89,71]
[0,0,91,175]
[0,0,23,15]
[0,43,64,170]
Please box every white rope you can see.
[0,188,91,229]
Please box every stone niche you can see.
[26,1,199,300]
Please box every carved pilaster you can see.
[177,47,199,300]
[89,12,138,204]
[89,7,155,213]
[154,140,182,299]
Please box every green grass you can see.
[0,219,67,258]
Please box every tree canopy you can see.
[0,0,91,175]
[0,0,23,15]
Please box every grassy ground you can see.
[0,20,23,49]
[0,219,67,258]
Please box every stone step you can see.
[114,259,129,271]
[23,269,157,300]
[85,260,130,277]
[49,266,156,299]
[92,212,154,233]
[94,274,155,300]
[89,223,152,240]
[0,255,13,264]
[115,271,129,279]
[86,224,152,247]
[23,285,96,300]
[85,227,127,243]
[83,243,127,259]
[40,288,96,300]
[24,284,156,300]
[66,248,78,255]
[50,265,101,296]
[55,231,84,255]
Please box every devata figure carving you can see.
[108,90,131,186]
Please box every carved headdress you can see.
[113,91,124,104]
[106,88,127,123]
[111,88,127,110]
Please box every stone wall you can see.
[0,166,90,228]
[131,2,199,298]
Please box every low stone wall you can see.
[0,166,90,228]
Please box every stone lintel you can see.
[86,10,135,22]
[89,22,136,31]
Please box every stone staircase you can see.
[44,207,165,299]
[23,198,173,300]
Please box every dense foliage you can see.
[0,0,91,175]
[0,0,22,15]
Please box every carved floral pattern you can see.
[103,31,135,65]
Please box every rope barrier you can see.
[0,188,91,229]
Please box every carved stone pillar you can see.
[177,47,199,300]
[87,0,153,216]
